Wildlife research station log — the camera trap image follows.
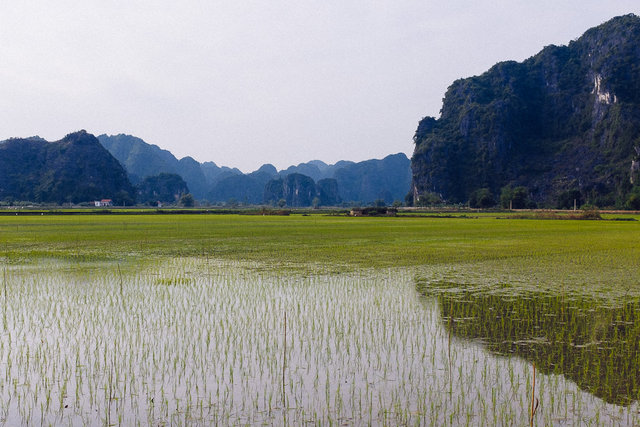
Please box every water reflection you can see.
[416,281,640,406]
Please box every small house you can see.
[94,199,113,207]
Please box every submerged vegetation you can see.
[1,258,639,425]
[0,213,639,424]
[417,282,640,406]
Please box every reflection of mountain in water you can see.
[416,281,640,406]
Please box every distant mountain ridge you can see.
[99,134,411,205]
[0,130,410,206]
[98,134,242,199]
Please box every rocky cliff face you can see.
[264,173,317,207]
[137,173,189,205]
[412,14,640,207]
[334,153,411,204]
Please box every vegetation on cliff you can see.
[412,14,640,208]
[136,173,190,205]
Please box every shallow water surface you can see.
[0,258,638,425]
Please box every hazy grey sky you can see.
[1,2,638,172]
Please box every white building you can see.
[94,199,113,207]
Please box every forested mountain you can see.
[10,18,639,208]
[334,154,411,204]
[205,154,410,205]
[98,134,241,199]
[207,170,275,205]
[0,129,410,207]
[264,173,318,207]
[99,133,411,205]
[261,155,411,205]
[316,178,341,206]
[263,175,341,207]
[412,14,640,208]
[136,173,189,205]
[0,131,134,204]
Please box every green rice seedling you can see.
[0,214,638,424]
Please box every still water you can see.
[0,258,638,425]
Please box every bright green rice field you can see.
[0,213,639,425]
[2,213,639,298]
[1,213,638,273]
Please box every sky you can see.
[1,2,639,173]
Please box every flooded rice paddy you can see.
[0,257,639,425]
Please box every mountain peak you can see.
[256,164,278,176]
[0,132,134,204]
[61,130,101,146]
[412,14,640,208]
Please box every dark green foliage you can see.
[113,190,135,206]
[625,186,640,209]
[137,173,189,205]
[499,186,512,209]
[421,288,640,406]
[0,131,135,204]
[468,188,495,208]
[351,207,397,216]
[580,206,603,220]
[179,193,195,207]
[500,185,533,209]
[415,192,443,207]
[404,191,414,207]
[556,188,583,209]
[412,15,640,208]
